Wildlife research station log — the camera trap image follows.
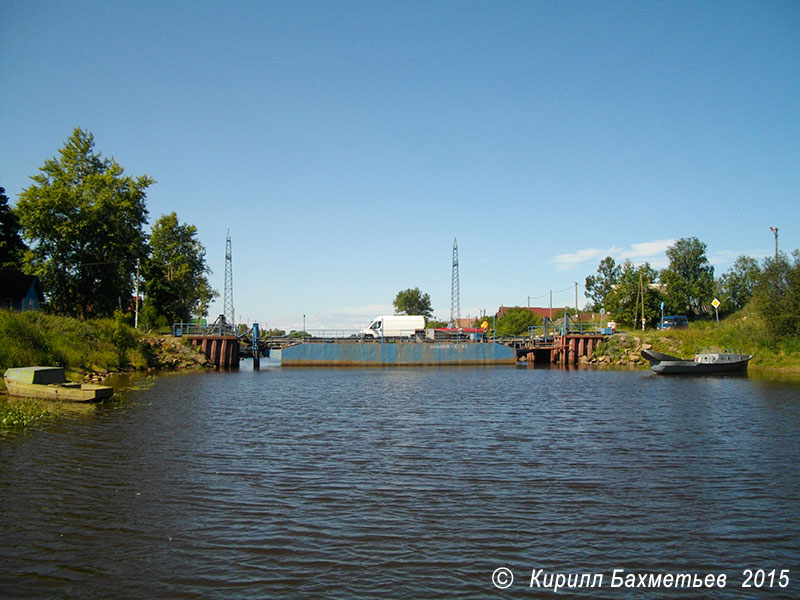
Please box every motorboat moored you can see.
[641,349,752,375]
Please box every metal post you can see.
[253,322,260,370]
[770,226,779,259]
[303,315,306,341]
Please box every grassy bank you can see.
[1,310,212,431]
[0,310,151,380]
[0,310,211,384]
[595,307,800,371]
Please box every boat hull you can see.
[4,381,114,402]
[3,366,113,402]
[281,341,517,366]
[648,354,752,375]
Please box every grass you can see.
[0,310,151,378]
[604,307,800,371]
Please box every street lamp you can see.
[769,226,779,259]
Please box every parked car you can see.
[658,315,688,330]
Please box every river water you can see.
[1,364,798,599]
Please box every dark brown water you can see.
[1,365,799,599]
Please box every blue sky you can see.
[2,1,798,331]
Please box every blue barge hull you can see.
[281,341,516,366]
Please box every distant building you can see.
[0,269,46,311]
[495,306,600,323]
[496,306,556,319]
[452,317,475,329]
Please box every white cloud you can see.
[618,239,675,260]
[551,247,621,271]
[708,248,772,270]
[551,239,675,271]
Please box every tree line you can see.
[388,237,799,342]
[584,237,799,341]
[0,128,216,328]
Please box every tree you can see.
[393,287,433,319]
[0,186,27,269]
[16,129,152,318]
[717,255,761,314]
[142,212,217,324]
[751,251,800,341]
[605,261,664,327]
[585,256,620,311]
[660,237,715,318]
[495,307,541,336]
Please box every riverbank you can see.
[1,311,213,431]
[589,309,800,374]
[0,311,212,388]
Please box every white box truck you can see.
[360,315,426,338]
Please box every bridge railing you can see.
[526,323,605,337]
[172,323,237,337]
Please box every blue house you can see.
[0,269,46,311]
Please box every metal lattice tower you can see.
[450,238,461,327]
[223,230,234,327]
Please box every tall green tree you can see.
[16,129,152,317]
[142,212,217,324]
[585,256,620,311]
[751,251,800,341]
[605,261,664,327]
[0,186,27,269]
[393,287,433,319]
[495,307,542,336]
[717,255,761,314]
[660,237,715,318]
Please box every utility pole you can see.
[549,290,553,320]
[574,282,578,318]
[640,271,646,331]
[770,226,779,259]
[134,258,140,329]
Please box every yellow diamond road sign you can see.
[712,298,721,309]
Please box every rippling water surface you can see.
[1,364,799,598]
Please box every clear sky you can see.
[2,1,798,332]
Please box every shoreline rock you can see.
[587,335,663,368]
